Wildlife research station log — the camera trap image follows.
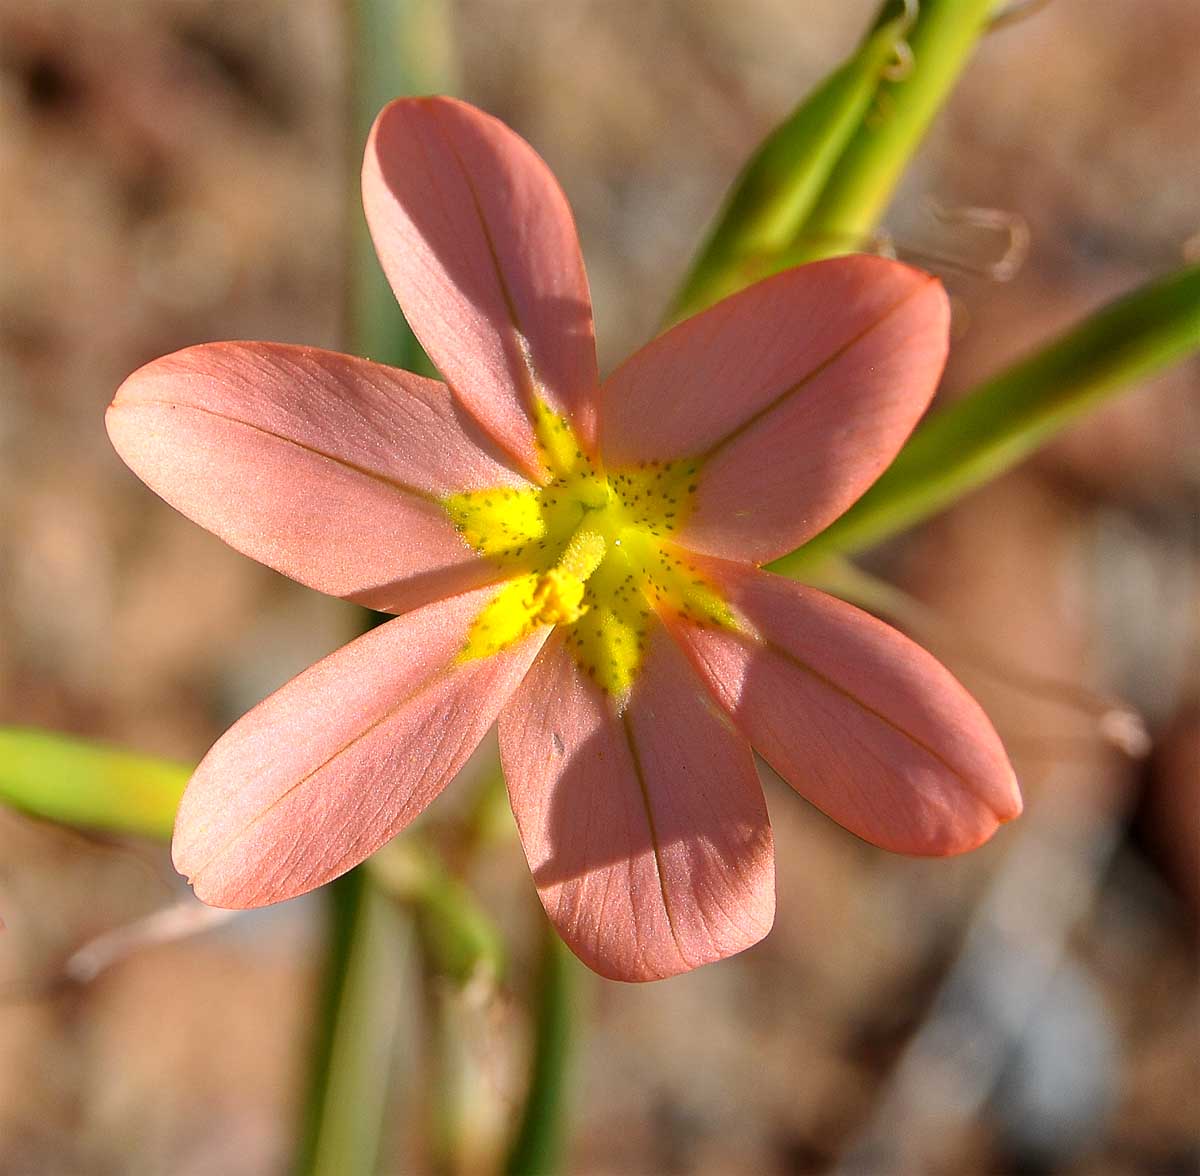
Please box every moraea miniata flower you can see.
[107,98,1020,981]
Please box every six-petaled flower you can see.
[106,97,1020,982]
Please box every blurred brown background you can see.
[1,1,1197,1173]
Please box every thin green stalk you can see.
[790,0,996,264]
[369,838,505,988]
[296,7,456,1175]
[670,10,910,321]
[347,0,454,371]
[424,970,466,1176]
[297,868,407,1176]
[774,262,1200,573]
[674,0,998,321]
[503,921,579,1176]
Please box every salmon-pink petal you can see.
[107,341,527,614]
[601,256,949,563]
[174,585,546,908]
[663,555,1020,855]
[500,627,774,982]
[363,97,599,478]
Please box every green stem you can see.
[298,3,454,1163]
[297,869,407,1176]
[369,839,505,987]
[347,0,453,371]
[790,0,996,264]
[669,10,909,322]
[775,262,1200,572]
[503,920,579,1176]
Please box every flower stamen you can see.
[527,529,606,625]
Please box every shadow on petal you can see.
[346,556,511,616]
[364,97,599,469]
[500,627,775,982]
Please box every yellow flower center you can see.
[443,402,732,699]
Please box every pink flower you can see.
[106,97,1020,982]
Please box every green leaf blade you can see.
[0,726,188,841]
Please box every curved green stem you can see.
[369,838,505,987]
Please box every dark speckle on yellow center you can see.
[442,403,731,699]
